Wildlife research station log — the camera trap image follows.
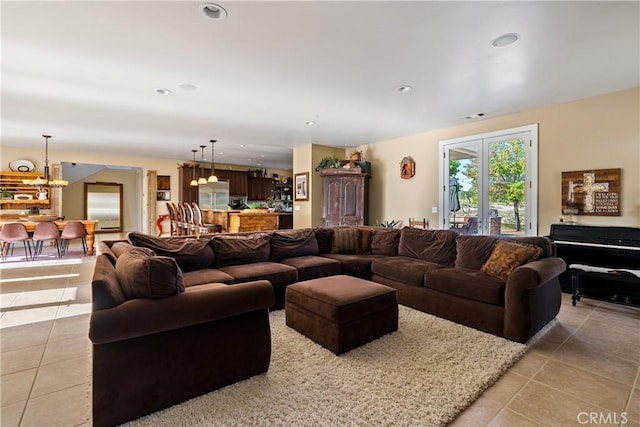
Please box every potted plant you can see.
[376,219,400,228]
[315,156,342,172]
[0,187,12,200]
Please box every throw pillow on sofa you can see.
[115,247,185,300]
[270,228,319,261]
[211,233,271,267]
[481,240,543,281]
[331,227,361,254]
[127,232,214,272]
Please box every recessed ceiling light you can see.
[256,163,262,166]
[260,155,265,158]
[155,88,172,95]
[201,3,227,20]
[178,83,197,91]
[463,112,486,119]
[491,33,520,48]
[396,85,412,93]
[239,144,245,148]
[305,121,316,125]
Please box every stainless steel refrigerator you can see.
[198,180,230,210]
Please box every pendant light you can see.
[198,145,208,185]
[22,135,69,188]
[208,139,218,183]
[189,150,198,186]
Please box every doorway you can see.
[439,124,538,236]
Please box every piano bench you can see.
[570,264,640,307]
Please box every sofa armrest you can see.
[89,280,274,344]
[504,257,566,343]
[507,257,567,292]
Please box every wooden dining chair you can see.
[408,218,428,229]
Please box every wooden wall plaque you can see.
[561,168,621,216]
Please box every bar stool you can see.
[32,221,61,259]
[0,223,32,261]
[60,222,87,256]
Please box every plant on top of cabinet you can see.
[315,155,342,172]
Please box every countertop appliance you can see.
[229,195,248,210]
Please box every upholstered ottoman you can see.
[285,275,398,355]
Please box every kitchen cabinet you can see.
[228,170,248,195]
[179,166,199,204]
[248,177,272,201]
[321,169,368,227]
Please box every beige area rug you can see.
[127,306,526,427]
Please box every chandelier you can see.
[22,135,69,189]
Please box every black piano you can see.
[549,224,640,306]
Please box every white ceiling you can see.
[2,1,638,170]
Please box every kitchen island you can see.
[202,210,292,232]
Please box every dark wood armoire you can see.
[320,168,369,226]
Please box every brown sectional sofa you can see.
[90,226,565,425]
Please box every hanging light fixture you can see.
[23,135,69,189]
[198,145,208,185]
[189,149,199,186]
[208,139,218,183]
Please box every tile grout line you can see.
[484,301,597,427]
[16,264,72,427]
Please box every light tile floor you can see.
[1,236,639,427]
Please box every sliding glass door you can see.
[440,125,538,236]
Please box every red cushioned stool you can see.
[285,275,398,355]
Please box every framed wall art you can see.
[294,172,309,201]
[561,168,621,216]
[400,156,415,179]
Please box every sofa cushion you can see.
[507,236,553,258]
[398,227,458,266]
[280,255,341,281]
[115,247,185,300]
[425,267,506,306]
[313,227,333,254]
[92,254,127,310]
[454,235,499,270]
[481,240,542,281]
[111,241,137,258]
[370,228,400,256]
[220,261,298,288]
[127,232,214,272]
[182,268,235,287]
[211,233,271,267]
[322,253,388,278]
[371,256,445,287]
[359,228,373,254]
[331,227,361,254]
[270,229,319,261]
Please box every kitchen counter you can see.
[228,211,292,233]
[202,210,292,232]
